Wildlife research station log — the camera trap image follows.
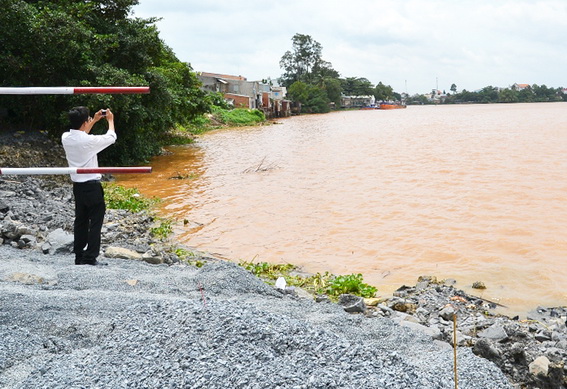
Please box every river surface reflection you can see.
[117,103,567,315]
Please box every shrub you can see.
[325,274,377,298]
[212,107,266,125]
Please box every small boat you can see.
[379,102,406,109]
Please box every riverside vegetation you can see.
[1,1,267,167]
[1,131,566,388]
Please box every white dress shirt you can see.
[61,129,117,182]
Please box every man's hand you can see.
[93,110,105,122]
[104,108,114,122]
[104,109,115,133]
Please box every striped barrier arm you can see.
[0,87,150,95]
[0,167,152,175]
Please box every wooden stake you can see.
[453,313,459,389]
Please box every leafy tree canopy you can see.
[0,0,210,165]
[341,77,374,96]
[374,82,394,101]
[279,34,338,88]
[287,81,330,114]
[279,33,399,112]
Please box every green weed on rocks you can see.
[174,247,206,268]
[325,274,377,298]
[238,260,377,300]
[103,183,159,213]
[103,183,174,241]
[150,219,173,240]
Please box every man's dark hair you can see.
[68,106,89,129]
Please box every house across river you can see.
[197,72,293,118]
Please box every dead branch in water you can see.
[243,156,278,173]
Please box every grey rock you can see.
[529,356,550,377]
[105,246,143,260]
[399,319,442,340]
[478,324,508,341]
[338,294,366,313]
[439,305,456,321]
[41,242,51,254]
[47,228,74,254]
[473,338,502,361]
[444,278,457,286]
[142,251,163,264]
[0,190,17,198]
[415,281,430,291]
[472,281,487,290]
[20,234,36,245]
[535,331,552,342]
[0,241,515,388]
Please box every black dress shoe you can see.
[77,259,108,266]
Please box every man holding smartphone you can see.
[62,106,116,266]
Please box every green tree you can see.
[319,77,342,107]
[450,84,457,94]
[532,84,559,102]
[498,88,519,103]
[453,89,478,103]
[287,81,330,113]
[407,94,429,105]
[279,33,338,88]
[518,86,535,102]
[0,0,209,165]
[477,86,499,103]
[279,33,341,109]
[374,82,394,101]
[341,77,374,96]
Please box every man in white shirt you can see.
[62,106,117,265]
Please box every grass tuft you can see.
[238,260,377,300]
[103,183,159,213]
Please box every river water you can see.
[117,103,567,315]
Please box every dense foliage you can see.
[406,84,567,105]
[210,107,266,125]
[453,84,566,104]
[281,34,566,111]
[279,33,397,113]
[0,0,210,164]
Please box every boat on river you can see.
[379,102,406,109]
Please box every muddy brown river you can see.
[117,103,567,315]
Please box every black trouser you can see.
[72,181,105,263]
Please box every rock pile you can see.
[0,130,184,265]
[0,175,183,265]
[356,277,567,388]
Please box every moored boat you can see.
[379,102,406,109]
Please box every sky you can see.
[132,0,567,95]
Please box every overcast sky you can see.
[132,0,566,95]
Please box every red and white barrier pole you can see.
[0,87,150,95]
[0,167,152,175]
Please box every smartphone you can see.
[101,109,107,116]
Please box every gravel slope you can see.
[0,245,512,389]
